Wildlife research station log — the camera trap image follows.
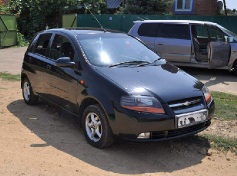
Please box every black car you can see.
[21,28,215,148]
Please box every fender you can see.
[229,43,237,70]
[77,80,125,135]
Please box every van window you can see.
[138,23,159,37]
[207,26,225,42]
[195,25,209,38]
[159,24,190,40]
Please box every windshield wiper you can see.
[137,58,162,67]
[109,60,150,68]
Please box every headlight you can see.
[120,96,165,114]
[202,86,212,105]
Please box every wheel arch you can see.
[232,59,237,75]
[21,73,28,89]
[78,96,115,127]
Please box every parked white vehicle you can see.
[129,20,237,75]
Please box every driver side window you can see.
[207,26,225,42]
[49,34,75,61]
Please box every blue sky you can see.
[226,0,237,9]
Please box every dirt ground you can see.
[0,78,237,176]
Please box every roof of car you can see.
[134,20,218,26]
[46,27,123,35]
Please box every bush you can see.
[17,31,29,47]
[8,0,108,40]
[0,0,10,14]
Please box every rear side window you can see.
[138,23,159,37]
[159,24,190,40]
[33,33,52,57]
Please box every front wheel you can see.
[22,77,38,105]
[82,105,114,148]
[233,61,237,76]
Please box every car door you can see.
[154,23,192,63]
[44,33,79,114]
[206,25,231,67]
[25,33,53,96]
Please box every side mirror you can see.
[226,36,234,43]
[56,57,75,67]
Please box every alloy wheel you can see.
[85,112,102,142]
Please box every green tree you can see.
[119,0,168,14]
[0,0,10,14]
[8,0,108,40]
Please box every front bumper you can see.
[119,120,211,141]
[110,100,214,141]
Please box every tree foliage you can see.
[0,0,3,8]
[8,0,107,40]
[0,0,10,13]
[119,0,168,14]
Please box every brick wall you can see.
[194,0,217,15]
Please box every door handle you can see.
[46,65,51,70]
[158,44,164,46]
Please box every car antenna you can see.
[137,16,145,21]
[84,4,107,33]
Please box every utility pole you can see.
[223,0,227,16]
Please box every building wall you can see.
[194,0,217,15]
[170,0,218,16]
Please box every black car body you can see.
[21,28,215,148]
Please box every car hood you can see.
[94,63,204,103]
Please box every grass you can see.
[211,91,237,121]
[201,134,237,154]
[0,72,21,81]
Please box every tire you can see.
[233,61,237,76]
[82,105,114,148]
[22,77,38,105]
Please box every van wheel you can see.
[22,77,38,105]
[82,105,114,148]
[233,61,237,76]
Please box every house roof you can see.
[106,0,122,9]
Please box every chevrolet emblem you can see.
[183,101,191,106]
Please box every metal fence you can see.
[63,14,237,34]
[0,14,17,48]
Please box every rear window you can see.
[159,24,190,40]
[138,23,159,37]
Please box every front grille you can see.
[168,97,204,111]
[150,120,210,140]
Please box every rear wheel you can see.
[82,105,114,148]
[22,77,38,105]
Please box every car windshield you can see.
[217,24,237,38]
[77,33,161,67]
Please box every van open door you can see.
[208,41,230,68]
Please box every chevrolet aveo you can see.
[21,28,215,148]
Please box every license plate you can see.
[176,109,208,128]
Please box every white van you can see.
[129,20,237,75]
